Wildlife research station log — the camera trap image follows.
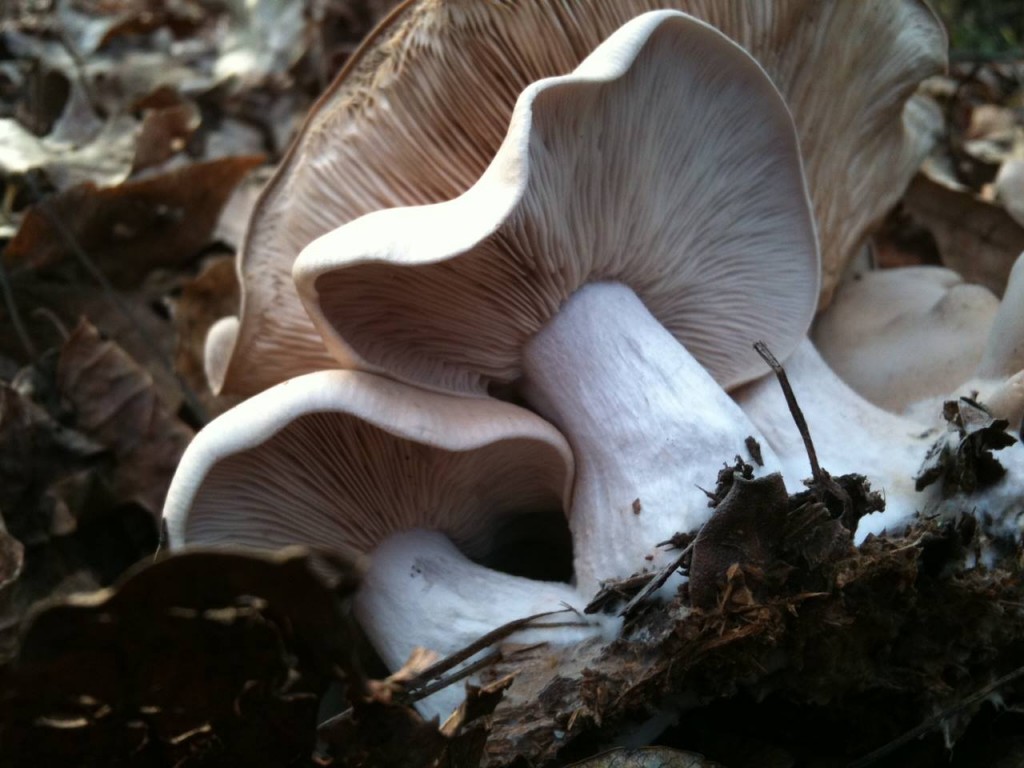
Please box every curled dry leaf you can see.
[915,398,1018,495]
[0,107,138,191]
[56,318,194,517]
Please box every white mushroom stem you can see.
[360,529,609,721]
[978,252,1024,378]
[733,339,940,539]
[523,282,781,595]
[735,339,1024,544]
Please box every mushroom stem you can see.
[973,252,1024,427]
[983,251,1024,378]
[523,282,780,595]
[733,338,938,537]
[738,340,1024,545]
[359,528,609,721]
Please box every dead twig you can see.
[754,340,851,516]
[617,541,694,620]
[848,663,1024,767]
[406,607,587,696]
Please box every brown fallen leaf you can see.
[56,318,194,517]
[5,155,264,286]
[0,379,106,546]
[903,174,1024,296]
[0,546,362,768]
[130,96,202,174]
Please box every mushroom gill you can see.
[211,0,944,396]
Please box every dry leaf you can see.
[5,155,264,285]
[0,380,105,545]
[915,398,1018,495]
[902,174,1024,296]
[0,546,361,767]
[56,318,194,516]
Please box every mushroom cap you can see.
[812,266,1000,411]
[295,11,819,395]
[217,0,945,395]
[202,316,239,396]
[162,370,573,559]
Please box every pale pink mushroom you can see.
[162,370,607,719]
[294,12,819,594]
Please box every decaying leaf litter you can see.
[1,2,1024,767]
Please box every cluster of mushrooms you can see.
[162,1,1024,721]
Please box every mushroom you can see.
[813,252,1024,429]
[294,12,819,594]
[162,369,606,719]
[812,265,1000,410]
[210,0,944,396]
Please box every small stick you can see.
[754,341,823,483]
[617,541,695,619]
[406,649,503,700]
[406,608,585,689]
[754,341,850,514]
